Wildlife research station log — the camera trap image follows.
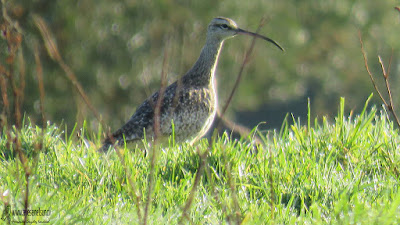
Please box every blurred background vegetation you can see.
[1,0,400,132]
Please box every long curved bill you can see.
[236,28,284,51]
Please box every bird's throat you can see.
[183,38,224,87]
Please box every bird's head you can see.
[207,17,284,51]
[207,17,239,40]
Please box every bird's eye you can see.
[220,24,229,29]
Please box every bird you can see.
[99,17,283,152]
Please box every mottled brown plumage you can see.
[99,17,283,152]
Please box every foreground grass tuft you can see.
[1,97,400,224]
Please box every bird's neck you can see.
[182,37,224,87]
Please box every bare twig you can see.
[33,15,101,123]
[1,4,31,225]
[33,43,46,129]
[32,42,46,153]
[0,74,9,125]
[153,44,169,141]
[385,49,394,78]
[17,47,25,109]
[359,31,400,128]
[143,43,169,225]
[217,17,267,126]
[213,111,263,145]
[33,13,118,153]
[358,32,388,106]
[378,55,400,126]
[0,66,11,129]
[3,20,24,129]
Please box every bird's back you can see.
[100,78,217,151]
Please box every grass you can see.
[1,96,400,224]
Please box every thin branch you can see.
[17,48,25,109]
[33,43,46,129]
[378,56,388,79]
[217,17,267,126]
[33,15,101,122]
[2,4,31,225]
[0,75,9,124]
[359,31,400,128]
[378,56,400,127]
[153,43,169,142]
[386,49,394,78]
[143,42,169,225]
[358,31,388,106]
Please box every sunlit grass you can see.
[1,97,400,224]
